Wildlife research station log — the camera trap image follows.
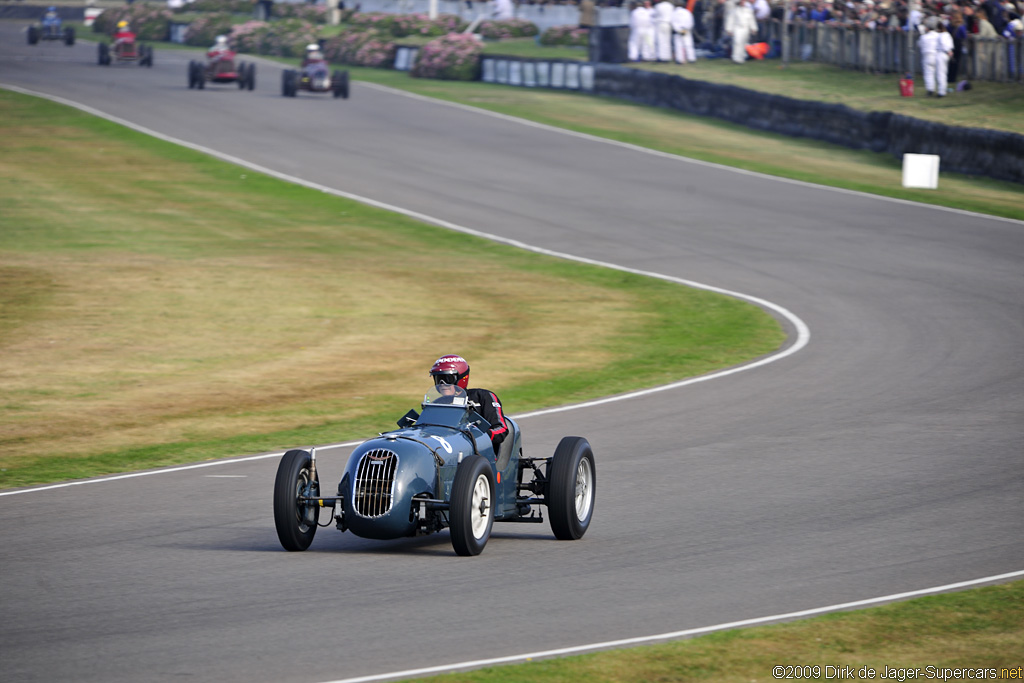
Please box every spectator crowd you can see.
[618,0,1022,65]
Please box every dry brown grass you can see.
[0,247,638,465]
[0,94,645,470]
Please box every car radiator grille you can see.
[354,449,398,517]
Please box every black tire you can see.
[449,455,495,556]
[64,27,75,46]
[339,70,349,99]
[282,69,298,97]
[188,61,196,88]
[98,42,109,66]
[547,436,596,540]
[145,45,153,67]
[247,63,256,91]
[28,26,39,45]
[237,62,247,89]
[197,64,205,89]
[273,449,320,552]
[331,69,343,98]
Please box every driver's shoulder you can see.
[467,387,501,403]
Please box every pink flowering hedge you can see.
[231,18,320,57]
[349,12,398,33]
[391,13,468,37]
[183,12,238,46]
[540,25,589,46]
[410,33,483,81]
[323,27,397,68]
[348,12,467,37]
[93,4,173,41]
[183,0,251,14]
[273,3,331,25]
[476,18,539,39]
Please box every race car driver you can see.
[207,34,232,63]
[301,42,324,66]
[429,354,509,449]
[113,20,135,50]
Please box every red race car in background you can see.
[98,21,153,67]
[189,40,255,91]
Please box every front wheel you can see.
[273,449,320,551]
[449,455,495,556]
[547,436,596,540]
[28,26,39,45]
[98,42,109,66]
[64,26,75,46]
[246,63,256,91]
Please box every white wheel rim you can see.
[574,458,594,522]
[470,473,491,539]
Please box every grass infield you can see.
[0,88,784,489]
[420,579,1024,682]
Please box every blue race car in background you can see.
[28,7,75,46]
[273,385,596,556]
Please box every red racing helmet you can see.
[429,355,470,389]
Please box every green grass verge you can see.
[420,580,1024,682]
[0,88,784,488]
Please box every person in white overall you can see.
[725,0,758,63]
[653,0,676,61]
[671,0,696,63]
[919,19,954,96]
[629,0,656,61]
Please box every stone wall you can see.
[593,65,1024,185]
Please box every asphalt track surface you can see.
[2,24,1023,683]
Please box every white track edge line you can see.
[0,83,808,497]
[319,569,1024,683]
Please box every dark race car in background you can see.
[27,7,74,46]
[273,385,596,556]
[281,57,349,99]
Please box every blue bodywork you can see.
[335,388,523,540]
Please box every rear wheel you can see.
[547,436,596,540]
[450,455,495,556]
[64,26,75,46]
[237,62,247,89]
[28,26,39,45]
[282,69,297,97]
[98,42,109,66]
[338,70,349,99]
[273,449,320,551]
[247,63,256,91]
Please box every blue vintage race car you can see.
[27,7,74,46]
[273,385,595,555]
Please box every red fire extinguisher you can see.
[899,72,914,97]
